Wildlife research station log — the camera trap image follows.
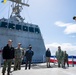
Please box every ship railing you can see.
[50,56,76,67]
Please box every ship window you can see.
[16,24,22,30]
[23,26,28,31]
[35,28,40,33]
[29,27,34,32]
[0,22,7,28]
[8,23,15,29]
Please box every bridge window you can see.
[16,24,22,30]
[0,22,7,28]
[8,23,15,29]
[23,26,28,31]
[29,27,34,32]
[35,28,40,33]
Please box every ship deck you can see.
[0,63,76,75]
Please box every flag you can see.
[4,0,7,3]
[1,0,7,3]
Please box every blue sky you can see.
[0,0,76,55]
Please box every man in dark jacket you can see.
[46,48,51,68]
[25,45,34,70]
[2,39,15,75]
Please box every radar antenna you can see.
[9,0,29,22]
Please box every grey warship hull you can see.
[0,0,46,63]
[0,19,46,63]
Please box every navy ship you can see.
[0,0,46,63]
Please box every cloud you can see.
[45,43,76,55]
[55,21,76,34]
[69,35,76,38]
[55,21,70,27]
[64,25,76,34]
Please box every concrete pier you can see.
[0,63,76,75]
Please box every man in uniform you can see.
[63,51,69,67]
[14,43,24,70]
[56,46,64,67]
[2,39,15,75]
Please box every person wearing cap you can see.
[14,43,24,70]
[2,39,15,75]
[25,45,34,70]
[56,46,64,68]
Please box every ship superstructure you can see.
[0,0,46,62]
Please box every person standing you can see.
[56,46,63,67]
[45,48,51,68]
[63,51,69,67]
[2,39,15,75]
[25,45,34,70]
[14,43,24,70]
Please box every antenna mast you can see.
[9,0,29,22]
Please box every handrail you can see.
[50,55,76,67]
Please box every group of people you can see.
[46,46,69,68]
[1,39,69,75]
[56,46,69,68]
[2,39,34,75]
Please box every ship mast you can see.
[9,0,29,22]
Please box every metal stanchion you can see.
[72,56,74,67]
[54,56,56,65]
